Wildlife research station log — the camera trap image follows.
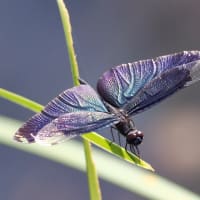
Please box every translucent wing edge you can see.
[184,60,200,86]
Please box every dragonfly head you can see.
[126,130,144,146]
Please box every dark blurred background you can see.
[0,0,200,199]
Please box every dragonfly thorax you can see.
[115,117,144,146]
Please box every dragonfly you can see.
[14,51,200,155]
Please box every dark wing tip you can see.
[14,130,35,143]
[13,113,52,144]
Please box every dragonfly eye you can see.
[126,130,144,146]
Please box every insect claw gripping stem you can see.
[78,78,89,85]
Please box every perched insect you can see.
[14,51,200,155]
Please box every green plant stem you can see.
[57,1,102,199]
[82,132,153,170]
[57,0,79,86]
[84,140,102,200]
[0,88,43,112]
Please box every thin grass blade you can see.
[0,88,43,112]
[57,1,101,199]
[84,140,102,200]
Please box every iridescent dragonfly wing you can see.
[14,84,117,144]
[97,51,200,108]
[97,59,157,107]
[33,111,118,145]
[124,61,200,115]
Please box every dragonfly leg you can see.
[125,142,128,152]
[117,131,121,146]
[129,144,141,158]
[110,126,116,143]
[110,126,123,146]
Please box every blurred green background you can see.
[0,0,200,199]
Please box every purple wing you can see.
[124,65,197,115]
[14,84,111,143]
[97,51,200,108]
[33,111,118,145]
